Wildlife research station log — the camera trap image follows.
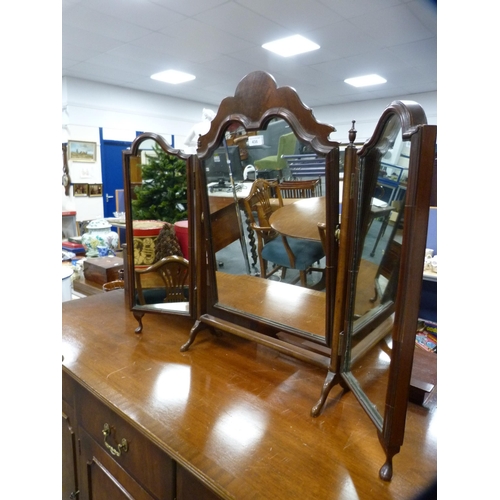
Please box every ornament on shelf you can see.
[81,219,119,257]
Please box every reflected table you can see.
[269,197,326,241]
[270,197,392,253]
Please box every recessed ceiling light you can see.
[151,70,196,84]
[344,74,387,87]
[262,35,320,57]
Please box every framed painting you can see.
[88,183,103,197]
[73,183,88,197]
[68,141,96,162]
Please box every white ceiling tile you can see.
[63,4,153,42]
[349,4,434,47]
[149,0,229,18]
[79,0,186,31]
[237,0,343,31]
[62,0,437,107]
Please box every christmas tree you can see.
[132,144,188,222]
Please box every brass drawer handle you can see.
[102,423,129,457]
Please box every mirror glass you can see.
[343,115,410,425]
[204,118,331,343]
[123,136,191,317]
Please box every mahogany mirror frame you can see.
[313,101,437,481]
[122,132,197,331]
[181,71,340,366]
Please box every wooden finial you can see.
[348,120,357,144]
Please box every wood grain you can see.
[63,292,436,499]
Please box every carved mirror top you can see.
[358,100,428,157]
[126,131,191,159]
[197,71,339,157]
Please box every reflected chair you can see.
[370,237,402,305]
[135,255,189,305]
[243,179,324,287]
[254,132,297,180]
[276,178,322,203]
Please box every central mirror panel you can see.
[207,120,328,341]
[183,71,340,356]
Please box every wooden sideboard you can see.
[62,292,436,499]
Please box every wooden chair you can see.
[135,256,189,305]
[243,179,324,286]
[102,280,125,292]
[276,178,322,203]
[370,238,402,304]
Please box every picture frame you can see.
[68,141,96,162]
[88,183,103,197]
[73,183,88,197]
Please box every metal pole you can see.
[223,138,251,275]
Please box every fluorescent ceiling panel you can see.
[344,74,387,87]
[151,70,196,84]
[262,35,320,57]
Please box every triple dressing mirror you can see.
[122,132,196,332]
[120,72,437,481]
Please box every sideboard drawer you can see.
[75,384,175,500]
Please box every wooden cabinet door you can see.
[176,465,222,500]
[78,427,156,500]
[62,401,79,500]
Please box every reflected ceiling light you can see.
[154,365,191,405]
[344,74,387,87]
[151,70,196,84]
[212,407,266,449]
[262,35,320,57]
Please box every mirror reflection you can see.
[125,137,191,322]
[345,116,409,420]
[204,119,330,341]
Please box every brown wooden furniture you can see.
[269,196,326,241]
[122,133,195,333]
[317,102,437,480]
[135,255,189,307]
[83,256,124,286]
[276,178,322,200]
[182,70,340,378]
[181,72,437,481]
[62,291,436,500]
[208,195,244,253]
[102,279,125,292]
[242,179,324,286]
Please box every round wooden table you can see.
[269,197,326,241]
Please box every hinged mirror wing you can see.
[313,100,436,480]
[122,132,196,333]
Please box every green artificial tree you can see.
[131,144,188,223]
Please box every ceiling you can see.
[62,0,437,108]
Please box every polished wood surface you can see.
[216,272,325,338]
[209,195,243,253]
[269,196,325,241]
[62,292,436,499]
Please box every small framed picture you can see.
[88,183,103,197]
[68,141,96,162]
[73,183,88,197]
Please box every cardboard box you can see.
[84,256,124,285]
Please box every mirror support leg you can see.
[311,370,341,417]
[133,311,145,334]
[180,320,215,352]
